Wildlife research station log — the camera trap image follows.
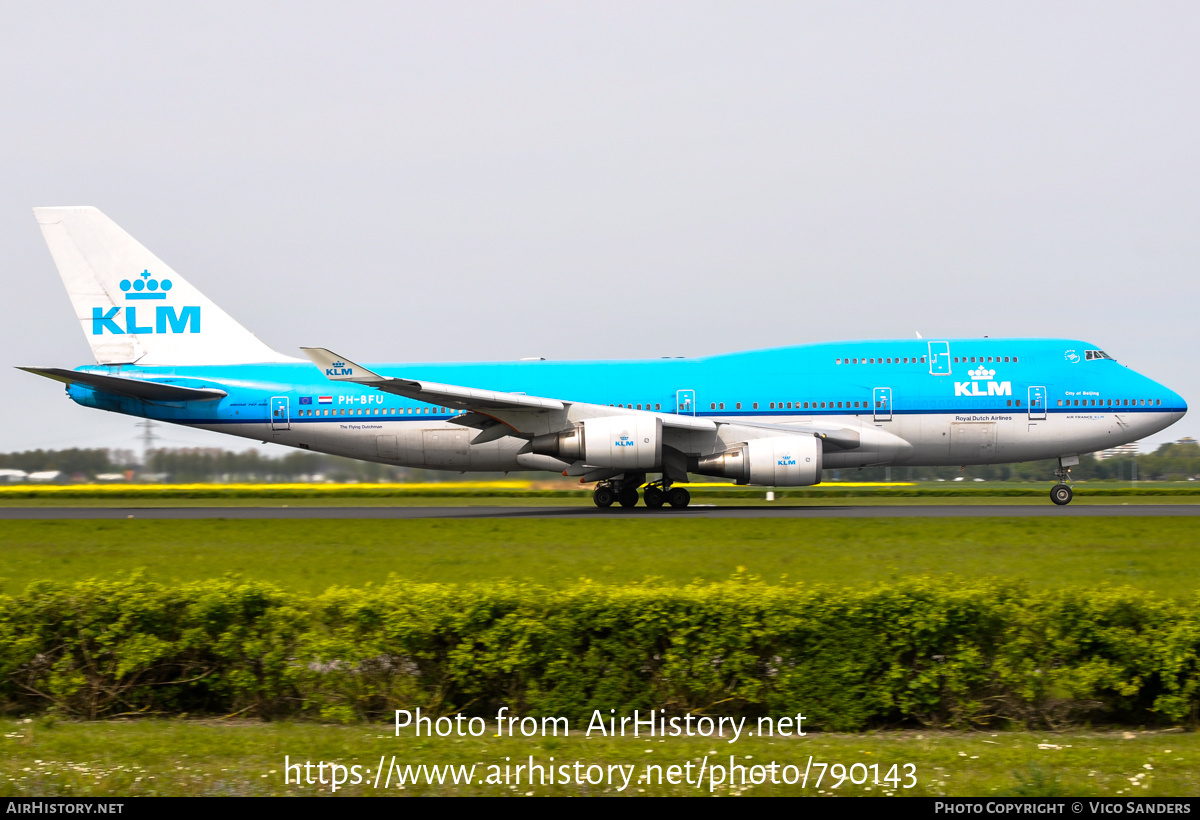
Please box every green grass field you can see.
[1,517,1197,596]
[3,512,1198,797]
[1,718,1195,797]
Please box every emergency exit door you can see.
[271,396,290,430]
[928,341,952,376]
[873,387,893,422]
[1028,386,1047,420]
[676,389,696,416]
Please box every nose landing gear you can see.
[1050,457,1075,506]
[1050,483,1073,506]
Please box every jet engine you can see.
[531,416,662,470]
[695,434,822,486]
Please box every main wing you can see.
[300,347,719,435]
[301,347,565,412]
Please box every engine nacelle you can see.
[531,415,662,470]
[695,434,822,486]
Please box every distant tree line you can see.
[0,448,137,476]
[0,447,422,483]
[0,439,1196,483]
[836,438,1200,483]
[144,448,416,483]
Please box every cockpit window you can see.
[1085,350,1113,361]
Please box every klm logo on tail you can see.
[92,270,200,335]
[954,366,1012,397]
[326,360,354,377]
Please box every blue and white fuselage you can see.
[62,340,1185,471]
[22,207,1187,507]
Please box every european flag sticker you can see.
[299,396,312,405]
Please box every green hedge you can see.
[1,577,1197,728]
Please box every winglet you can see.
[300,347,386,383]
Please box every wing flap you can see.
[730,419,918,461]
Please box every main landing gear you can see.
[1050,458,1074,506]
[592,485,616,508]
[592,477,691,509]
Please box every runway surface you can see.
[2,504,1198,520]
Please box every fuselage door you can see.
[271,396,290,431]
[676,389,696,416]
[928,341,952,376]
[1028,386,1047,421]
[873,387,893,422]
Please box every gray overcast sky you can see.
[3,2,1197,457]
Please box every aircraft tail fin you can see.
[33,206,297,365]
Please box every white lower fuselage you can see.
[194,408,1181,473]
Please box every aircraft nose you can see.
[1165,384,1186,415]
[1155,379,1187,424]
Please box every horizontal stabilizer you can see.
[18,367,227,402]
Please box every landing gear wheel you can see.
[667,487,691,508]
[593,486,615,508]
[618,488,640,508]
[1051,484,1073,506]
[643,486,665,509]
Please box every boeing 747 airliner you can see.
[21,207,1187,507]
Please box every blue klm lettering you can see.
[156,306,200,333]
[91,306,201,335]
[92,307,122,335]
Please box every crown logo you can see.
[119,269,173,300]
[968,366,996,380]
[332,361,346,368]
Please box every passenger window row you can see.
[707,400,880,411]
[835,356,926,365]
[1058,399,1160,407]
[296,406,449,417]
[834,355,1017,365]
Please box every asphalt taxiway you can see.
[1,504,1197,520]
